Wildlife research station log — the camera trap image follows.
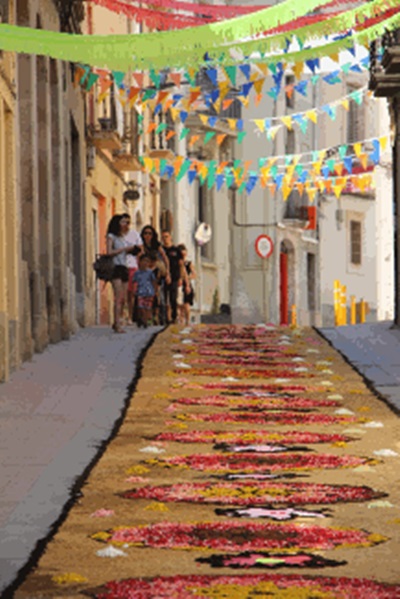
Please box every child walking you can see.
[133,255,157,328]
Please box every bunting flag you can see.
[0,0,398,71]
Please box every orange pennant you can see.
[174,156,184,176]
[169,72,181,87]
[189,135,200,147]
[254,93,263,107]
[216,134,227,146]
[189,89,202,105]
[147,122,157,134]
[166,130,176,141]
[132,72,144,87]
[222,99,234,111]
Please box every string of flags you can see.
[138,134,390,200]
[75,53,372,111]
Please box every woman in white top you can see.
[106,214,138,333]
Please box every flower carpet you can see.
[14,324,400,598]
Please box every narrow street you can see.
[12,324,400,598]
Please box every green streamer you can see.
[0,2,398,72]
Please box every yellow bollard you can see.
[350,296,356,325]
[333,280,340,326]
[360,299,366,324]
[291,304,297,327]
[341,285,347,326]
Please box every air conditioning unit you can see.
[87,145,96,171]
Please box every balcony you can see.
[113,147,142,172]
[369,29,400,97]
[90,118,122,152]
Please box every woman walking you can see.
[177,244,196,326]
[140,225,170,325]
[106,214,138,333]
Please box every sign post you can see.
[255,235,274,323]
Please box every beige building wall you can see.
[0,0,18,381]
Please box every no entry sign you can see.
[255,234,274,259]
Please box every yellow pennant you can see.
[227,118,237,130]
[169,107,180,122]
[293,62,304,80]
[143,157,154,172]
[256,63,269,76]
[329,52,339,63]
[353,142,363,158]
[253,78,265,95]
[334,163,344,176]
[219,82,230,100]
[307,187,317,203]
[254,119,266,133]
[319,149,327,162]
[333,184,344,199]
[269,126,280,140]
[282,182,291,201]
[281,115,293,130]
[341,98,350,111]
[380,136,388,151]
[199,114,210,126]
[213,98,221,112]
[306,109,317,124]
[312,161,322,176]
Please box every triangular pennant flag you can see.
[180,110,188,124]
[307,187,317,203]
[169,107,180,122]
[180,127,190,140]
[208,116,218,128]
[216,173,225,191]
[86,72,99,91]
[380,136,388,151]
[155,122,168,135]
[281,115,292,130]
[147,122,157,134]
[253,78,265,95]
[306,110,317,124]
[174,156,184,176]
[143,157,154,172]
[341,98,350,111]
[293,62,303,79]
[325,179,332,194]
[254,119,266,133]
[344,156,353,173]
[160,159,168,176]
[294,80,308,96]
[338,145,348,159]
[74,66,88,87]
[282,182,291,201]
[185,68,197,86]
[237,131,247,144]
[218,82,230,101]
[199,114,210,127]
[246,174,258,196]
[296,182,304,196]
[254,93,263,106]
[189,134,200,147]
[133,72,144,87]
[216,133,227,146]
[359,152,369,170]
[353,142,362,158]
[333,184,344,199]
[341,62,351,75]
[204,131,216,144]
[169,72,181,87]
[213,98,222,113]
[189,89,201,105]
[351,89,364,105]
[188,169,197,185]
[222,99,234,111]
[112,70,125,87]
[334,163,344,176]
[97,79,113,102]
[224,66,237,86]
[177,159,192,182]
[206,68,218,86]
[239,64,251,80]
[267,183,277,196]
[227,118,237,131]
[241,82,254,97]
[256,63,269,76]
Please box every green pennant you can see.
[258,157,267,168]
[156,122,168,134]
[142,88,156,101]
[112,70,125,87]
[311,74,320,85]
[180,127,190,140]
[285,154,293,166]
[341,62,352,74]
[351,89,363,105]
[160,159,167,174]
[237,131,247,144]
[233,159,241,169]
[238,181,247,194]
[312,151,319,162]
[339,144,348,159]
[225,171,234,190]
[270,164,278,178]
[207,165,216,189]
[150,68,161,88]
[176,159,192,182]
[295,164,304,176]
[225,65,237,86]
[204,131,216,144]
[86,72,99,91]
[299,118,308,134]
[185,70,197,86]
[327,158,335,173]
[138,114,145,123]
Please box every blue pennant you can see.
[206,68,218,86]
[216,174,225,191]
[208,116,217,127]
[294,80,308,96]
[344,156,353,173]
[322,165,330,179]
[188,169,197,185]
[239,64,251,80]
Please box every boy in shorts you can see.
[133,255,157,328]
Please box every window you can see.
[285,129,295,156]
[347,85,364,143]
[350,220,362,265]
[285,74,295,109]
[307,253,316,311]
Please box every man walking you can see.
[161,230,190,324]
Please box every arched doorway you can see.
[280,240,295,325]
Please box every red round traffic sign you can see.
[255,234,274,259]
